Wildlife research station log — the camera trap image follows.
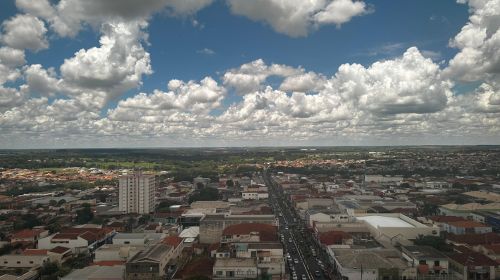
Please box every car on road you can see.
[314,271,321,278]
[292,274,298,280]
[288,238,293,243]
[294,258,299,264]
[301,274,307,280]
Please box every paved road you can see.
[262,171,335,280]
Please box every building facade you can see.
[119,173,156,214]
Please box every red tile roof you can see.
[162,236,183,247]
[447,232,500,246]
[319,231,352,246]
[12,229,46,239]
[428,216,467,223]
[79,232,97,243]
[447,220,489,228]
[174,257,214,279]
[23,249,48,255]
[53,233,80,240]
[222,223,278,242]
[483,244,500,254]
[447,246,498,266]
[50,246,70,254]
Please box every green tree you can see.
[226,179,234,188]
[189,187,219,203]
[414,235,452,252]
[57,199,66,206]
[76,204,94,224]
[421,203,439,216]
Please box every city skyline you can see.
[0,0,499,148]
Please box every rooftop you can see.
[357,215,414,228]
[333,249,407,269]
[402,246,448,259]
[128,244,172,263]
[447,220,489,228]
[214,258,256,267]
[12,229,46,239]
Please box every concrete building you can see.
[213,258,258,279]
[94,244,145,262]
[241,191,268,200]
[199,214,277,244]
[125,244,174,280]
[445,220,492,235]
[112,233,165,246]
[38,232,96,254]
[0,254,49,268]
[447,247,497,280]
[10,229,49,245]
[356,214,439,243]
[330,248,413,280]
[119,173,156,214]
[401,246,450,278]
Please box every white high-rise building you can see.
[119,173,156,214]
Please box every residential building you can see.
[330,248,413,280]
[0,254,49,268]
[119,173,156,214]
[10,229,49,246]
[447,247,497,280]
[355,214,440,243]
[112,233,165,246]
[401,246,450,278]
[125,244,174,280]
[213,258,258,279]
[445,220,492,235]
[199,214,277,244]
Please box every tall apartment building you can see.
[119,173,156,214]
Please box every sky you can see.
[0,0,499,148]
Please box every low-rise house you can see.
[445,220,492,235]
[24,246,72,264]
[318,231,353,247]
[235,242,285,277]
[330,248,414,280]
[38,232,97,253]
[38,226,115,253]
[94,244,145,262]
[401,245,450,277]
[112,233,165,246]
[221,223,278,243]
[447,246,497,280]
[241,191,268,200]
[475,244,500,260]
[213,258,257,279]
[446,232,500,247]
[10,229,49,246]
[0,254,49,268]
[426,216,468,232]
[161,236,184,268]
[125,244,174,279]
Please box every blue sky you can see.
[0,0,498,147]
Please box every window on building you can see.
[434,260,440,266]
[419,260,427,265]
